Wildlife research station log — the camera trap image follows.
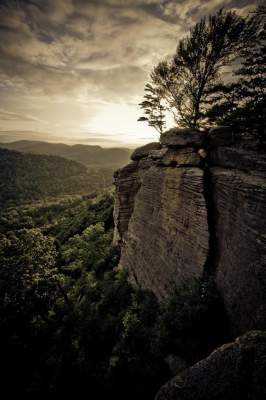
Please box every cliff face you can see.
[114,127,266,335]
[115,166,209,298]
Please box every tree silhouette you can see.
[138,83,166,135]
[206,6,266,143]
[145,9,246,129]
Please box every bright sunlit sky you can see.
[0,0,259,147]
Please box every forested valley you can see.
[0,150,229,398]
[0,148,115,207]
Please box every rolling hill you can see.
[0,148,114,207]
[0,140,131,168]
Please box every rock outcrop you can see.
[113,127,266,334]
[156,330,266,400]
[160,128,204,147]
[131,142,161,161]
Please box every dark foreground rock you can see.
[156,330,266,400]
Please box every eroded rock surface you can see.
[156,330,266,400]
[119,166,209,298]
[211,146,266,173]
[113,161,141,245]
[158,147,201,167]
[113,155,157,245]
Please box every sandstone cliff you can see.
[114,127,266,335]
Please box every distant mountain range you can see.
[0,140,131,168]
[0,148,115,207]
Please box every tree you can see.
[0,229,60,320]
[61,222,113,275]
[206,6,266,143]
[150,9,246,128]
[138,82,166,135]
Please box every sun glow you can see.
[83,101,174,146]
[85,102,157,145]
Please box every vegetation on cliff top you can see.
[139,6,265,143]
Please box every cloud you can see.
[0,0,261,146]
[0,130,64,143]
[0,109,39,121]
[0,0,180,99]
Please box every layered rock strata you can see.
[114,127,266,334]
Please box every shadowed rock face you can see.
[212,167,266,333]
[211,146,266,173]
[156,330,266,400]
[113,156,157,246]
[113,161,141,245]
[113,127,266,333]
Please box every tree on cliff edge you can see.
[138,83,166,135]
[206,6,266,143]
[139,9,246,131]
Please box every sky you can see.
[0,0,259,147]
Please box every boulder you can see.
[160,128,203,147]
[131,142,161,161]
[156,330,266,400]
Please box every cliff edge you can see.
[114,127,266,335]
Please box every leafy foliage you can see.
[0,148,114,207]
[0,228,59,320]
[0,191,230,398]
[138,83,166,134]
[140,9,245,130]
[156,279,230,363]
[140,6,265,142]
[206,6,266,143]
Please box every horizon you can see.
[0,130,136,148]
[0,134,134,149]
[0,0,259,147]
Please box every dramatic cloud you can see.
[0,0,260,146]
